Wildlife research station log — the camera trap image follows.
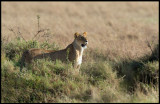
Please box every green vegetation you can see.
[1,37,159,103]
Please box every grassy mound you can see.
[1,38,159,103]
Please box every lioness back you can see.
[20,48,56,70]
[28,48,55,57]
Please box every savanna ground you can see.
[1,2,159,103]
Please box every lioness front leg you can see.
[76,65,81,73]
[73,64,81,73]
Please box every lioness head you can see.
[74,32,88,48]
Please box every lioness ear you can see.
[74,32,79,38]
[83,32,87,37]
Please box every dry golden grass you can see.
[2,2,159,60]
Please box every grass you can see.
[1,37,159,103]
[1,2,159,103]
[2,2,158,59]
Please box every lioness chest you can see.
[76,48,84,65]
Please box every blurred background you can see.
[2,2,159,59]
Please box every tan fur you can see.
[20,32,88,71]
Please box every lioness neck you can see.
[72,40,84,66]
[72,40,84,55]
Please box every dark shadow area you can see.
[115,44,159,92]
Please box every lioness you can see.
[20,32,88,72]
